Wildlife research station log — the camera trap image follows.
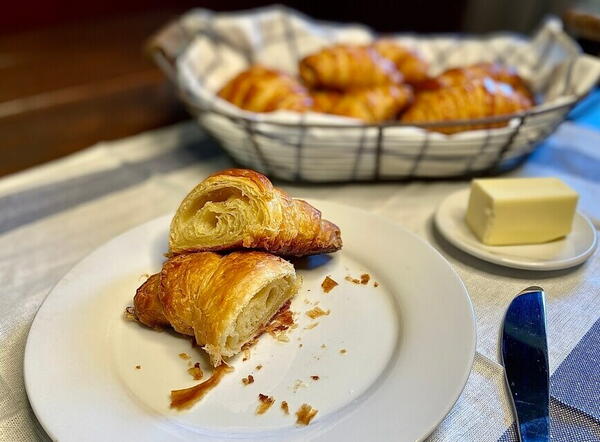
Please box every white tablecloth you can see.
[1,120,598,441]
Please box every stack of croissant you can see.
[216,40,534,132]
[131,169,342,367]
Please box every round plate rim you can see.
[24,200,476,441]
[434,189,598,271]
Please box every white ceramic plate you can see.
[25,200,476,442]
[435,189,598,271]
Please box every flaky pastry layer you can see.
[133,251,301,366]
[169,169,342,256]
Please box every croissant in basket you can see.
[424,63,533,102]
[324,84,414,122]
[169,169,342,256]
[299,44,402,90]
[217,65,313,112]
[133,251,301,367]
[310,90,343,113]
[372,40,429,86]
[401,78,532,134]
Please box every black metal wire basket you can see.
[147,8,596,183]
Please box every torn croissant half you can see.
[133,251,301,367]
[169,169,342,256]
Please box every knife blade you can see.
[501,286,550,442]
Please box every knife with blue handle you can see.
[501,286,550,442]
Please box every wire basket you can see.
[147,7,597,183]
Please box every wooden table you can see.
[0,10,189,177]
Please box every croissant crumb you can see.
[295,404,318,425]
[187,363,203,380]
[306,307,330,319]
[321,276,338,293]
[256,394,275,415]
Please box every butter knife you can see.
[501,286,550,442]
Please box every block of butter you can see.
[465,177,578,245]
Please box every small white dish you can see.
[25,200,476,442]
[435,189,598,271]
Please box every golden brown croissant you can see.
[310,90,343,113]
[424,63,533,102]
[401,78,532,134]
[326,84,413,122]
[299,44,402,90]
[372,40,429,86]
[169,169,342,256]
[133,251,301,366]
[217,65,313,112]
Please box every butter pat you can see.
[465,178,578,245]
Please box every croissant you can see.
[310,90,343,113]
[169,169,342,256]
[217,65,313,112]
[299,44,402,90]
[401,78,532,134]
[372,40,429,86]
[424,63,533,102]
[133,251,301,367]
[327,84,413,122]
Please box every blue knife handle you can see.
[501,287,550,442]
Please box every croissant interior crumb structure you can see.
[133,251,301,367]
[295,404,319,425]
[169,169,342,257]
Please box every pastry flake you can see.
[295,403,318,425]
[306,306,330,319]
[321,276,338,293]
[256,394,275,414]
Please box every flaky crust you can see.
[169,169,342,256]
[133,251,301,366]
[401,78,532,134]
[423,63,533,102]
[299,44,402,90]
[372,40,429,86]
[310,90,344,113]
[217,65,313,112]
[327,84,413,122]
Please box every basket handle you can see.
[146,18,194,82]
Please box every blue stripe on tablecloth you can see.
[0,135,222,235]
[498,315,600,441]
[499,399,600,442]
[527,140,600,183]
[551,316,600,420]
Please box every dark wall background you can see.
[0,0,579,36]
